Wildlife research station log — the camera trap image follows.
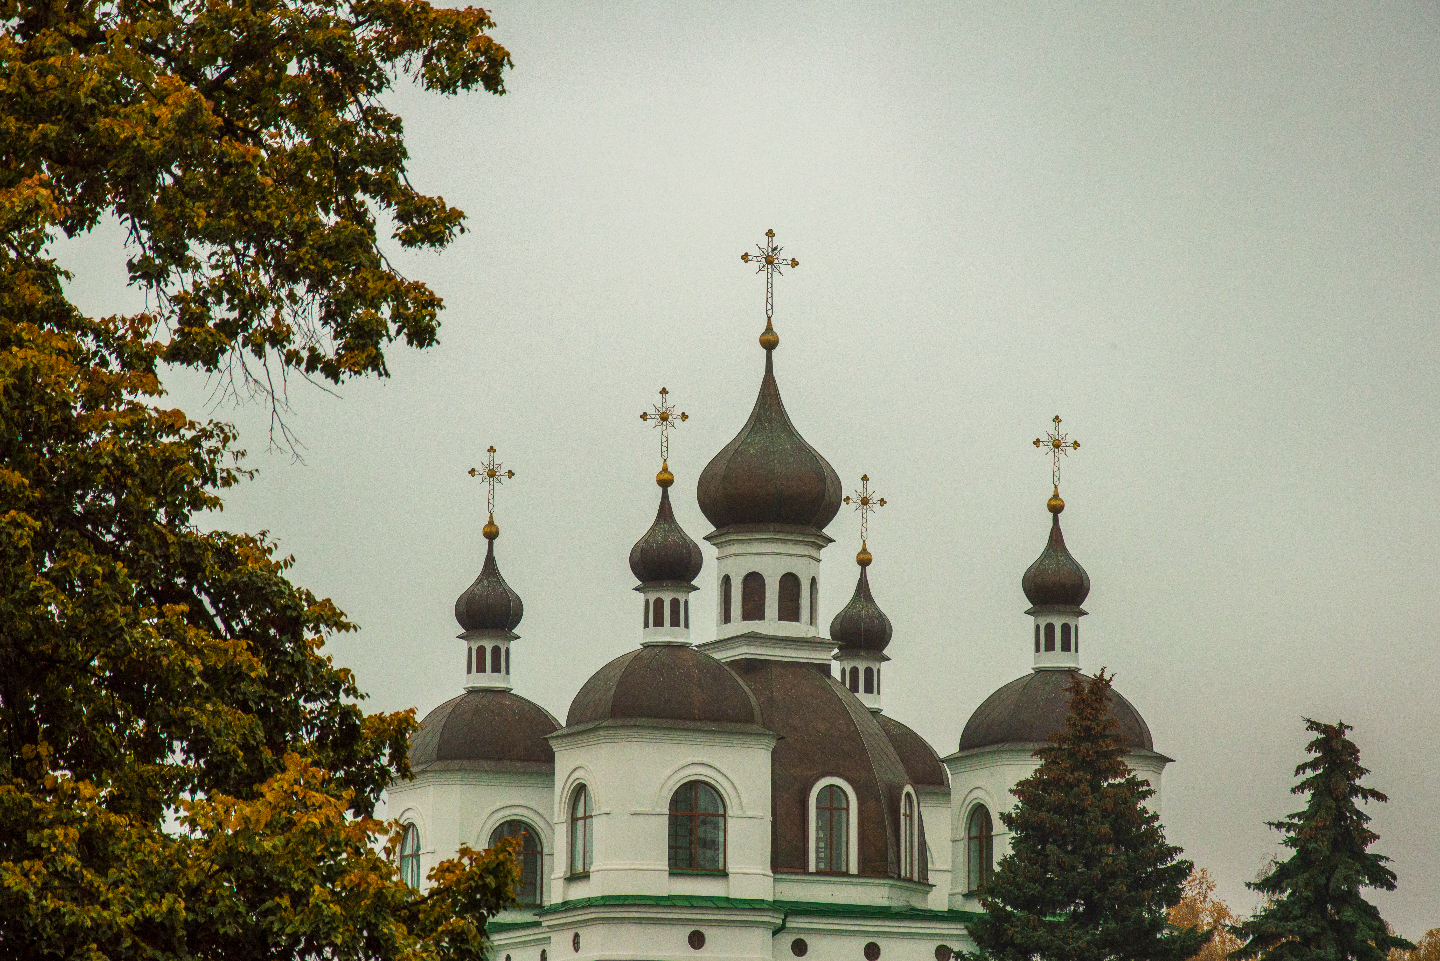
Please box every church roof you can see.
[629,485,703,586]
[696,349,842,533]
[566,645,764,730]
[1021,507,1090,611]
[829,564,893,654]
[957,669,1153,753]
[455,537,524,636]
[409,690,560,772]
[875,713,949,789]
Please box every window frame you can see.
[808,778,858,874]
[488,818,544,906]
[667,780,727,873]
[741,572,765,621]
[568,785,594,876]
[966,803,994,893]
[777,572,802,622]
[399,822,422,889]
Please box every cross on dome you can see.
[843,474,887,567]
[1033,415,1080,512]
[468,445,515,539]
[639,387,688,487]
[740,228,799,350]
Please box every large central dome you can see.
[697,350,842,531]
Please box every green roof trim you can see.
[532,894,981,925]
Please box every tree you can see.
[0,0,523,956]
[1389,929,1440,961]
[1167,868,1244,961]
[1231,720,1413,961]
[965,670,1206,961]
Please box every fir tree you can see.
[965,670,1205,961]
[1231,719,1413,961]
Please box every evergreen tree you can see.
[1231,719,1413,961]
[966,670,1205,961]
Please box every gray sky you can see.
[62,1,1439,938]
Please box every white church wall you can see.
[551,725,777,903]
[916,785,952,911]
[709,529,829,641]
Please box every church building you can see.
[386,234,1172,961]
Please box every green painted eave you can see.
[524,894,980,925]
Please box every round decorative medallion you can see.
[864,942,881,961]
[688,930,706,951]
[790,938,808,957]
[935,947,953,961]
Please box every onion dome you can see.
[409,690,560,772]
[1021,493,1090,610]
[566,645,764,730]
[829,556,893,653]
[629,483,703,585]
[454,520,524,636]
[958,669,1153,752]
[697,350,843,532]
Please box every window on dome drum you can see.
[1074,624,1079,652]
[848,667,859,693]
[399,823,421,889]
[741,572,765,621]
[863,666,874,694]
[569,786,593,875]
[876,668,880,694]
[1061,623,1072,652]
[901,798,914,879]
[684,599,689,629]
[489,820,543,906]
[1044,623,1055,652]
[815,784,849,873]
[505,647,510,674]
[778,573,801,622]
[467,646,473,674]
[809,577,818,626]
[670,597,682,628]
[668,781,726,872]
[644,597,649,629]
[1034,623,1040,653]
[722,575,732,624]
[653,597,665,628]
[967,805,993,892]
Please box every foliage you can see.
[1167,868,1244,961]
[1231,720,1413,961]
[1389,930,1440,961]
[965,670,1205,961]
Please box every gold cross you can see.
[1033,415,1080,491]
[740,229,799,346]
[640,387,688,485]
[468,445,515,535]
[843,474,887,550]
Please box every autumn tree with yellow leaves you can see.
[0,0,524,956]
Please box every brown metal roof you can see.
[409,690,560,771]
[566,645,764,728]
[1021,513,1091,610]
[829,566,893,653]
[875,713,949,789]
[958,669,1153,752]
[454,540,524,635]
[629,486,703,585]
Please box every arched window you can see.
[848,666,859,692]
[505,647,510,674]
[644,597,650,629]
[815,785,849,873]
[810,577,818,626]
[967,805,993,892]
[569,786,593,875]
[741,572,765,621]
[1074,623,1079,653]
[491,645,502,673]
[489,820,543,906]
[399,823,421,889]
[684,599,689,629]
[652,597,665,628]
[467,645,473,674]
[863,666,875,694]
[721,575,732,624]
[1034,623,1040,653]
[902,793,916,879]
[1061,623,1072,652]
[668,781,725,872]
[778,573,801,622]
[876,668,880,694]
[1044,623,1055,652]
[670,597,681,628]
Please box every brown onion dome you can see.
[629,486,703,585]
[409,690,559,772]
[1021,504,1090,610]
[454,533,524,636]
[566,645,764,730]
[829,564,893,653]
[958,669,1153,752]
[697,350,842,532]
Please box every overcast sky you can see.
[61,0,1439,938]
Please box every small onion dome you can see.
[829,564,893,653]
[566,645,764,730]
[958,670,1153,752]
[409,690,560,772]
[454,535,524,636]
[1021,504,1091,610]
[697,351,842,532]
[875,713,950,788]
[629,485,703,585]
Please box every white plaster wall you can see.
[551,726,777,902]
[710,530,828,640]
[917,786,952,911]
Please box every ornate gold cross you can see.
[843,474,887,551]
[639,387,688,466]
[468,445,515,534]
[1033,415,1080,491]
[740,229,798,345]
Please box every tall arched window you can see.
[399,823,421,889]
[1073,623,1079,653]
[902,794,916,879]
[848,667,859,692]
[1034,623,1040,653]
[967,805,993,892]
[1061,622,1072,652]
[489,820,543,906]
[809,577,818,626]
[721,575,732,624]
[467,646,473,674]
[1044,622,1055,652]
[644,597,650,628]
[815,785,849,873]
[863,666,874,694]
[741,572,765,621]
[505,647,510,674]
[778,573,801,622]
[569,786,593,875]
[684,599,689,628]
[668,781,725,872]
[652,597,665,628]
[670,597,681,628]
[491,645,502,673]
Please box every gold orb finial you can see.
[1048,487,1065,514]
[657,461,675,488]
[483,512,500,540]
[759,322,779,351]
[856,541,873,567]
